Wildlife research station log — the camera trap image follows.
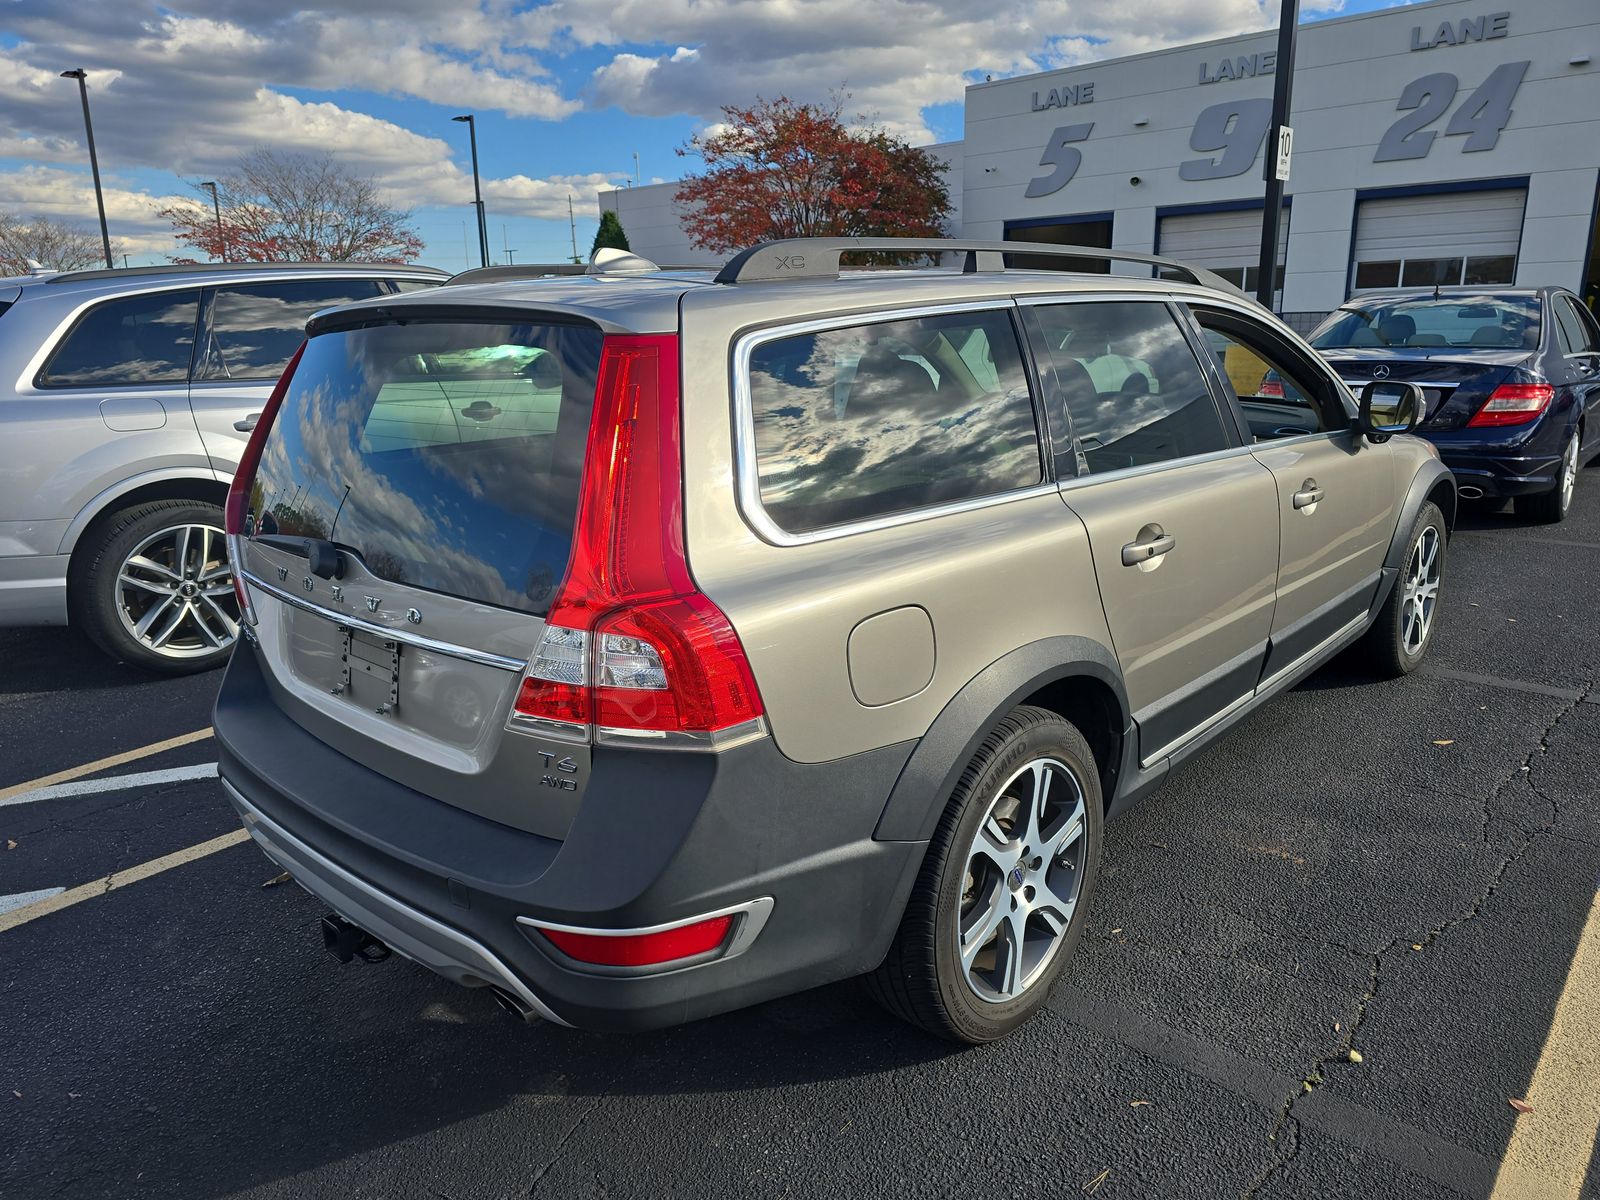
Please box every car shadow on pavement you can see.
[0,627,172,696]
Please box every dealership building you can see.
[602,0,1598,328]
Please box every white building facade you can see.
[603,0,1597,328]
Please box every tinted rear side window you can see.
[198,279,388,382]
[747,308,1042,535]
[1032,301,1230,473]
[40,289,199,387]
[247,320,602,615]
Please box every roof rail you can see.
[713,237,1253,301]
[46,260,449,285]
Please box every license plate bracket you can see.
[336,626,402,715]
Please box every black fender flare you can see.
[1384,458,1456,574]
[1374,458,1456,611]
[873,636,1128,842]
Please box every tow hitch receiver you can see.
[321,913,392,963]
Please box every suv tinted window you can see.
[247,319,602,615]
[198,279,389,382]
[1032,301,1229,473]
[747,308,1042,534]
[40,289,199,387]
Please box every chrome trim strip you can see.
[242,570,526,672]
[594,715,769,751]
[516,896,775,978]
[730,299,1057,547]
[506,713,592,745]
[1140,612,1370,768]
[1056,441,1266,494]
[1341,379,1460,392]
[224,780,571,1027]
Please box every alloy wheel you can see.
[114,522,239,659]
[1401,525,1441,656]
[1559,434,1579,515]
[957,757,1088,1003]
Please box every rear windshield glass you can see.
[247,319,601,615]
[1309,294,1540,351]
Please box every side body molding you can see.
[874,635,1129,843]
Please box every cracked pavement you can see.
[3,484,1599,1199]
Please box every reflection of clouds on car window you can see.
[749,309,1042,533]
[1034,302,1229,473]
[249,321,599,615]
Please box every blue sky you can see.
[0,0,1412,269]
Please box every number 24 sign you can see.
[1024,61,1529,197]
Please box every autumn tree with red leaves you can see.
[162,149,424,263]
[674,96,953,254]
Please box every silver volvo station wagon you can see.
[215,239,1454,1043]
[0,261,445,672]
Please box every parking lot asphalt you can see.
[3,482,1599,1200]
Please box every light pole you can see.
[451,114,490,268]
[1255,0,1299,310]
[60,69,113,269]
[200,181,225,262]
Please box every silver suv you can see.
[215,239,1454,1043]
[0,261,446,672]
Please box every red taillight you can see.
[1258,378,1285,399]
[535,914,734,967]
[224,342,306,622]
[510,335,765,744]
[1467,382,1554,428]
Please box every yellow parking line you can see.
[1489,890,1600,1200]
[0,727,213,803]
[0,828,250,934]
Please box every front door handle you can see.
[1292,479,1325,510]
[1121,531,1177,566]
[234,412,261,433]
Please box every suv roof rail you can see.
[713,237,1254,300]
[46,260,449,285]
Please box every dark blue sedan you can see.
[1308,288,1600,523]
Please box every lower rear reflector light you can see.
[534,915,734,968]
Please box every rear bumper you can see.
[214,640,923,1031]
[0,554,69,626]
[1425,419,1570,499]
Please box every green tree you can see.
[591,210,631,256]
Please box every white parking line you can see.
[0,762,219,809]
[0,888,66,916]
[1489,890,1600,1200]
[0,727,213,803]
[0,828,250,934]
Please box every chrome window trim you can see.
[242,569,527,672]
[731,299,1053,547]
[1055,440,1268,495]
[17,271,443,393]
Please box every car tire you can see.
[866,705,1103,1044]
[1514,429,1579,525]
[69,499,240,675]
[1364,500,1446,679]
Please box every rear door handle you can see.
[234,412,261,433]
[1121,532,1176,566]
[1292,480,1325,510]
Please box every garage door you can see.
[1351,188,1525,291]
[1159,208,1289,302]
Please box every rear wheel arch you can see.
[64,475,229,564]
[873,637,1129,842]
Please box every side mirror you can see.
[1357,381,1425,441]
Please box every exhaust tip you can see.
[1458,486,1485,500]
[489,986,539,1023]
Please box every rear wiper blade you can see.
[252,534,349,580]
